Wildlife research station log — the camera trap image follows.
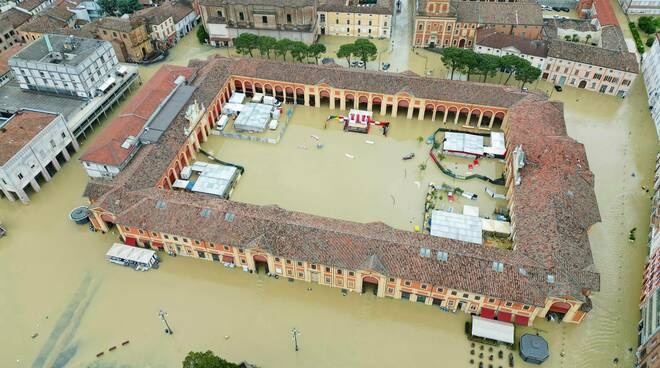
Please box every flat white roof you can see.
[463,205,480,217]
[472,316,514,344]
[229,92,246,104]
[481,218,512,235]
[443,132,484,156]
[190,162,238,198]
[233,103,272,132]
[484,132,506,156]
[106,243,155,265]
[430,210,483,245]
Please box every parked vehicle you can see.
[541,5,552,10]
[350,60,365,68]
[382,62,391,71]
[551,6,561,11]
[554,85,563,92]
[560,6,570,12]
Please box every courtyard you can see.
[201,102,509,234]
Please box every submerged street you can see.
[0,11,658,367]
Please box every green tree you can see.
[457,49,478,81]
[514,65,541,90]
[585,34,592,44]
[196,25,209,45]
[351,38,377,69]
[257,36,276,59]
[234,33,258,57]
[440,47,462,80]
[647,35,656,47]
[101,0,141,16]
[337,43,355,65]
[639,16,657,34]
[290,41,309,62]
[476,53,500,83]
[97,0,117,15]
[182,351,240,368]
[500,54,529,85]
[307,43,326,64]
[275,38,293,60]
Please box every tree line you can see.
[233,33,327,64]
[336,38,378,69]
[439,47,541,90]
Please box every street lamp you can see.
[291,327,301,351]
[415,51,429,76]
[159,310,173,335]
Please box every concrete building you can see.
[576,0,619,27]
[83,57,600,328]
[9,34,119,99]
[474,29,548,69]
[542,39,638,96]
[643,33,660,139]
[619,0,660,14]
[170,2,199,40]
[0,44,24,86]
[0,8,32,52]
[96,17,155,62]
[0,110,78,203]
[317,0,392,38]
[198,0,318,46]
[413,0,543,48]
[16,0,55,15]
[638,153,660,368]
[80,65,196,179]
[17,12,70,43]
[134,6,177,47]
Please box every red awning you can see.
[514,314,530,326]
[480,307,496,319]
[152,241,164,249]
[222,254,234,263]
[124,236,137,246]
[549,302,571,313]
[497,311,512,322]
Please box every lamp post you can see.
[415,51,429,76]
[159,310,173,335]
[291,327,301,351]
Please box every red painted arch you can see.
[398,99,409,107]
[345,93,355,101]
[320,90,330,98]
[372,97,382,104]
[363,276,379,285]
[359,95,368,103]
[253,255,268,262]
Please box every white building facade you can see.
[0,110,79,204]
[619,0,660,14]
[643,34,660,139]
[175,7,199,40]
[9,34,119,99]
[474,44,547,69]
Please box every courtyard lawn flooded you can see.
[202,104,507,232]
[0,25,658,368]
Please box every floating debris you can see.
[297,145,308,150]
[345,153,355,159]
[316,143,324,149]
[402,153,415,160]
[310,135,320,141]
[31,333,38,339]
[109,346,117,352]
[121,340,130,346]
[365,140,375,144]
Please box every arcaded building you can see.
[83,57,600,327]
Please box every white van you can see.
[217,115,229,131]
[269,119,278,130]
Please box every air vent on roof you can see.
[224,212,235,222]
[491,261,504,272]
[436,251,448,262]
[518,267,527,276]
[200,208,212,218]
[155,200,167,209]
[547,274,555,283]
[121,136,137,149]
[419,247,431,257]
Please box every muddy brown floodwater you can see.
[0,28,658,368]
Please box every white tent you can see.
[106,243,156,266]
[443,132,484,157]
[430,210,483,245]
[471,316,514,344]
[484,132,506,157]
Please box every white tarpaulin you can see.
[106,243,155,266]
[481,219,512,235]
[471,316,514,344]
[484,132,506,156]
[443,132,484,156]
[430,210,483,245]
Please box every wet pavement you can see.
[0,22,658,368]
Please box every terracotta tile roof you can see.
[169,2,195,23]
[0,44,25,76]
[134,6,172,26]
[17,14,68,34]
[85,57,599,306]
[17,0,48,11]
[0,8,33,29]
[476,29,548,58]
[96,17,145,33]
[548,39,639,73]
[454,2,543,26]
[593,0,618,26]
[44,1,75,22]
[79,65,196,166]
[600,25,627,52]
[0,110,58,165]
[319,0,392,15]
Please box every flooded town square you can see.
[1,16,658,368]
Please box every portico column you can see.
[29,177,40,192]
[354,98,359,110]
[391,103,398,118]
[1,187,15,201]
[477,113,484,128]
[200,126,208,142]
[314,92,320,108]
[61,147,71,161]
[70,136,80,151]
[406,105,414,119]
[304,90,310,106]
[16,187,29,204]
[418,108,425,121]
[40,166,51,182]
[380,102,386,115]
[330,94,336,109]
[51,158,61,171]
[340,96,346,110]
[454,111,460,124]
[489,115,496,129]
[443,110,448,123]
[431,109,437,121]
[465,113,472,127]
[367,98,373,111]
